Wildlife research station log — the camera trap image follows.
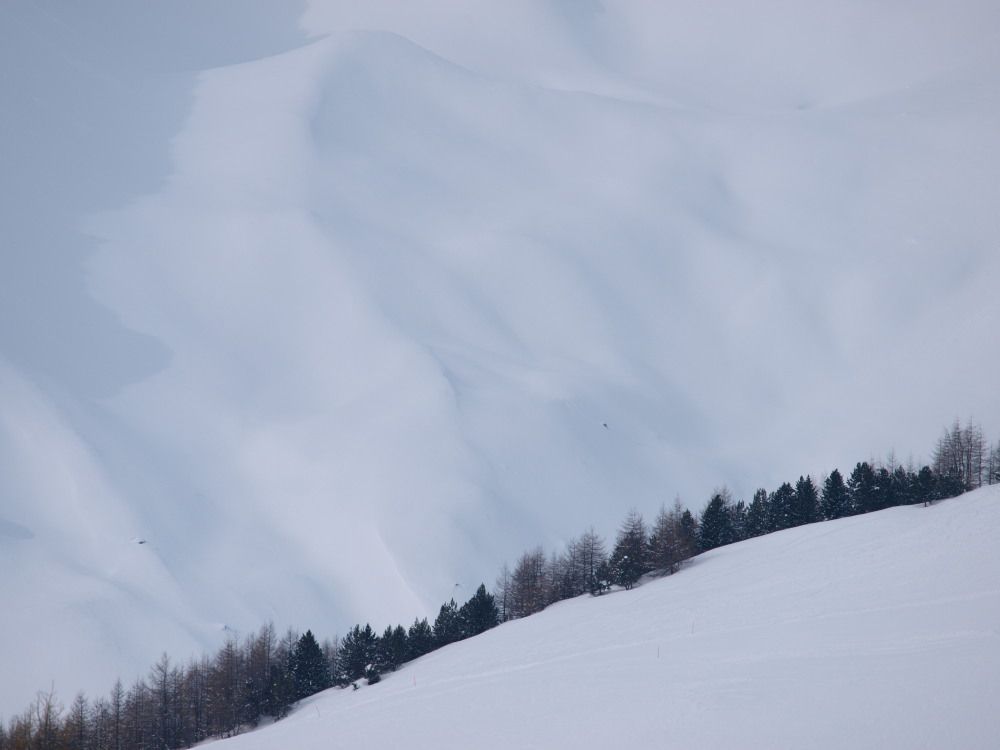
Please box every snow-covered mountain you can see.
[213,488,1000,749]
[2,0,999,714]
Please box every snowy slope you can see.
[216,489,1000,750]
[3,0,1000,714]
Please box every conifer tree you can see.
[820,469,852,519]
[33,687,63,750]
[648,500,691,574]
[267,634,296,716]
[148,653,178,749]
[847,462,878,514]
[729,498,748,541]
[493,564,513,622]
[593,559,612,594]
[887,465,913,507]
[321,636,340,693]
[406,618,434,660]
[648,503,676,574]
[932,419,985,491]
[609,509,649,589]
[547,548,576,603]
[509,548,549,618]
[207,637,241,736]
[766,482,796,531]
[109,677,125,750]
[912,465,937,505]
[89,695,111,750]
[291,630,329,700]
[699,491,736,551]
[458,584,500,637]
[793,475,819,526]
[936,470,966,499]
[745,488,769,537]
[433,600,463,647]
[576,527,608,594]
[243,624,276,725]
[64,692,88,750]
[678,509,698,559]
[338,625,379,683]
[376,626,408,673]
[873,466,894,511]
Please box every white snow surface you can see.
[214,489,1000,749]
[3,0,1000,714]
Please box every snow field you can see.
[213,488,1000,749]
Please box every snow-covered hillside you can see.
[215,489,1000,749]
[3,0,1000,714]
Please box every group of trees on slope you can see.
[490,419,997,611]
[931,419,1000,491]
[3,419,996,750]
[0,585,500,750]
[492,500,699,622]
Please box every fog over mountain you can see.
[2,0,998,712]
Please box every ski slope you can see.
[3,0,1000,715]
[216,489,1000,749]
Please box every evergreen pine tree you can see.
[792,475,819,526]
[745,488,769,537]
[376,625,408,673]
[873,466,893,511]
[433,599,463,647]
[458,584,500,637]
[847,462,878,514]
[266,657,295,716]
[291,630,329,700]
[609,509,649,590]
[338,625,378,683]
[729,499,748,541]
[912,466,937,505]
[936,470,965,499]
[767,482,796,531]
[406,618,435,660]
[678,509,698,559]
[699,490,736,550]
[888,465,914,507]
[820,469,852,519]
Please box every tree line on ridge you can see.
[2,419,996,750]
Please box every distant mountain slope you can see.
[2,0,999,714]
[215,488,1000,750]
